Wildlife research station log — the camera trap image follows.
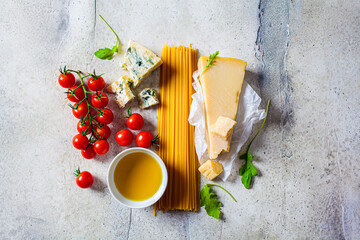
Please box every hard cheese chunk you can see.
[122,40,163,88]
[106,75,135,108]
[211,116,237,138]
[198,160,223,180]
[138,88,159,109]
[198,56,246,159]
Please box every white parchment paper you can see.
[188,71,266,181]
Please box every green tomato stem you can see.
[73,168,81,177]
[75,71,101,141]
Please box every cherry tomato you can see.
[127,113,144,130]
[58,72,75,88]
[77,119,91,135]
[94,140,109,155]
[67,86,85,103]
[81,145,96,159]
[91,92,108,109]
[74,168,93,188]
[95,125,111,140]
[115,129,133,146]
[88,75,105,91]
[97,108,113,125]
[136,131,158,148]
[72,102,89,119]
[73,134,89,150]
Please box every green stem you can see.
[81,74,92,78]
[75,71,101,141]
[89,104,102,112]
[98,14,120,48]
[246,100,270,153]
[73,168,80,177]
[86,91,98,95]
[207,184,237,202]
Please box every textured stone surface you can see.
[0,0,359,239]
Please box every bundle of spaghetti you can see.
[155,44,199,212]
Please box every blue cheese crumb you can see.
[106,75,134,108]
[138,88,159,109]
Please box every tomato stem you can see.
[124,106,132,118]
[151,135,160,147]
[73,71,103,141]
[61,67,109,142]
[74,168,81,177]
[89,104,102,112]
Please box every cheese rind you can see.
[198,160,223,180]
[198,56,246,159]
[106,75,135,108]
[138,88,159,109]
[122,40,163,88]
[211,116,237,138]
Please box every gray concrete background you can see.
[0,0,359,239]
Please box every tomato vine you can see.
[66,68,107,144]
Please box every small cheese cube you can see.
[198,160,223,180]
[211,116,237,138]
[138,88,159,109]
[106,75,135,108]
[122,40,163,88]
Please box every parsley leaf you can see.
[200,184,236,219]
[94,46,118,60]
[200,50,219,78]
[95,15,122,60]
[239,100,270,189]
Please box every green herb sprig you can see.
[239,100,270,189]
[94,15,122,60]
[199,51,219,78]
[200,184,236,219]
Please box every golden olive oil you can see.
[114,152,162,201]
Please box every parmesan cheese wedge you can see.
[198,56,246,159]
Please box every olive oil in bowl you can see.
[113,151,163,201]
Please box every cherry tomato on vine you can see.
[67,86,85,103]
[136,131,159,148]
[72,134,89,150]
[94,140,109,155]
[124,106,144,130]
[58,72,75,88]
[95,125,111,140]
[97,108,114,125]
[81,145,96,159]
[91,92,108,109]
[127,113,144,130]
[74,168,93,188]
[88,75,105,91]
[77,119,91,135]
[72,102,89,119]
[115,129,133,146]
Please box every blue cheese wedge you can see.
[121,40,163,88]
[138,88,159,109]
[106,75,135,108]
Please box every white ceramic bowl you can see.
[107,147,168,208]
